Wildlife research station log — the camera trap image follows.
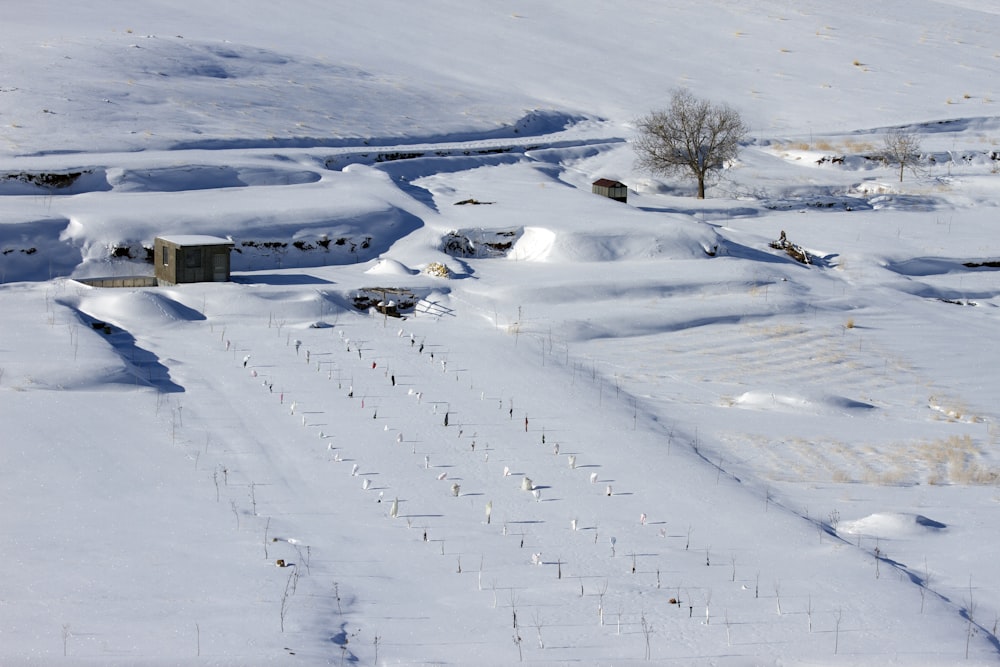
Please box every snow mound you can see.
[733,391,875,414]
[79,289,206,327]
[46,292,186,392]
[734,391,809,410]
[517,219,724,263]
[365,257,417,276]
[839,513,947,538]
[508,226,555,261]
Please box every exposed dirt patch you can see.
[442,228,520,258]
[2,170,90,189]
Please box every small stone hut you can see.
[154,235,233,285]
[591,178,628,203]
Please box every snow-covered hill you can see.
[3,2,1000,664]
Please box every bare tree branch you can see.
[634,88,749,198]
[883,127,922,182]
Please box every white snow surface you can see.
[157,235,234,246]
[3,2,1000,665]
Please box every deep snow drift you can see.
[3,2,1000,665]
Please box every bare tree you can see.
[532,610,545,649]
[883,127,922,182]
[634,88,749,198]
[280,569,295,632]
[640,611,654,661]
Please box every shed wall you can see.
[154,237,232,285]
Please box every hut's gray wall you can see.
[592,182,628,203]
[154,240,231,285]
[155,241,176,284]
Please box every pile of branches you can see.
[769,230,812,265]
[353,287,418,317]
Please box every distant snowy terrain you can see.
[3,2,1000,665]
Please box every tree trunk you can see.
[697,175,706,199]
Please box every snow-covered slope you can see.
[3,2,1000,664]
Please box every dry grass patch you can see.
[914,435,999,485]
[757,324,807,339]
[831,469,854,483]
[763,435,998,486]
[842,139,877,153]
[929,395,980,422]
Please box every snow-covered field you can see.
[3,2,1000,664]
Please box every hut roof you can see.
[157,234,233,246]
[592,178,625,188]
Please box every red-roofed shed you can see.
[592,178,628,203]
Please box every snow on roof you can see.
[156,234,233,246]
